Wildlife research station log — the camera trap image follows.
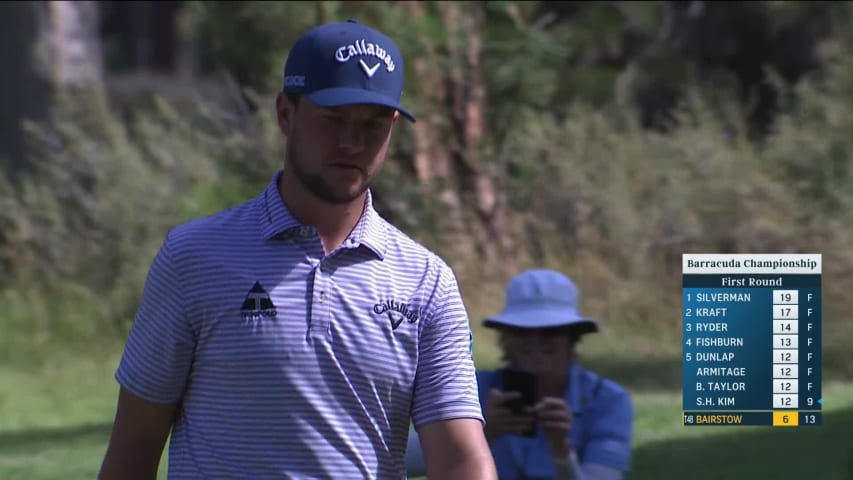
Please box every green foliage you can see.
[0,86,281,357]
[481,49,853,336]
[196,1,323,91]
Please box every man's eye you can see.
[323,114,344,123]
[369,119,387,128]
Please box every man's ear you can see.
[275,93,294,136]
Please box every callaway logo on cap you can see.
[282,19,415,122]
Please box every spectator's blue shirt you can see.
[476,364,633,479]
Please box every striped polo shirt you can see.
[115,171,483,479]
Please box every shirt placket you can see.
[296,226,335,340]
[309,256,332,340]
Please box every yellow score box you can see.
[773,411,799,426]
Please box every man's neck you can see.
[277,170,366,255]
[539,357,578,398]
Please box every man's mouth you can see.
[523,348,554,358]
[329,163,362,172]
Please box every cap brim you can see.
[483,307,599,336]
[306,88,416,122]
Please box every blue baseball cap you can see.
[484,269,599,335]
[282,19,415,122]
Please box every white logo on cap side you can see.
[335,38,396,74]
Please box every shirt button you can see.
[319,291,326,302]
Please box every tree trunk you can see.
[398,1,519,278]
[0,1,49,172]
[401,1,473,275]
[44,0,103,89]
[0,0,105,176]
[438,1,518,277]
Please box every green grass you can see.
[0,351,169,479]
[2,348,852,480]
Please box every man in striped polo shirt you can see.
[98,20,497,480]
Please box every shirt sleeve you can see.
[411,263,484,428]
[114,232,196,405]
[581,381,634,472]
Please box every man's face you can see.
[276,94,398,204]
[502,327,576,376]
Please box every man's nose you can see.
[337,123,365,151]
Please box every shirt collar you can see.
[347,192,387,259]
[257,171,387,259]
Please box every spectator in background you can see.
[407,269,634,479]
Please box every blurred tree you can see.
[100,1,182,73]
[0,0,103,175]
[42,1,104,90]
[0,1,47,173]
[0,0,107,290]
[388,2,518,273]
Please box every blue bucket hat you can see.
[282,19,415,122]
[484,269,599,335]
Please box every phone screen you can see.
[500,368,538,437]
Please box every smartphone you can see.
[500,367,538,437]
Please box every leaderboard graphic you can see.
[682,254,822,427]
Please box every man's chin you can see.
[517,360,557,376]
[312,186,369,205]
[296,174,368,205]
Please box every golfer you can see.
[98,19,496,480]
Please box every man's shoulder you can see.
[164,195,260,254]
[378,216,456,276]
[577,365,632,405]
